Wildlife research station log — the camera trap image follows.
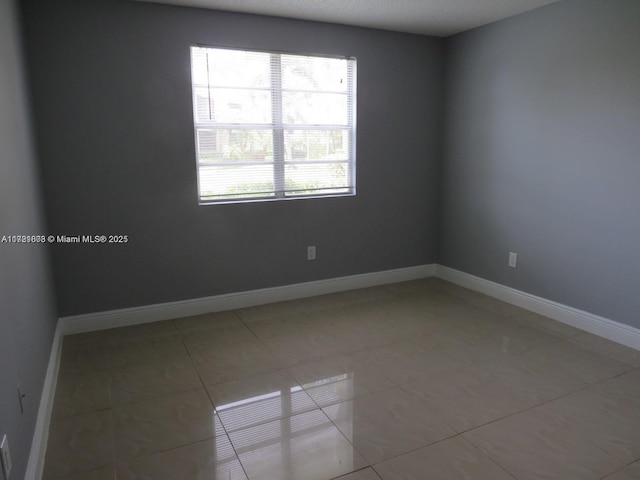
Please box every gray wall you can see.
[439,0,640,328]
[0,0,58,478]
[21,0,444,317]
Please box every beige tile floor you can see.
[43,278,640,480]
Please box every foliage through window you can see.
[190,46,356,204]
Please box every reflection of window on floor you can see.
[212,436,246,478]
[301,373,353,407]
[213,373,355,471]
[301,372,355,441]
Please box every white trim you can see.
[435,265,640,351]
[60,264,436,335]
[25,321,63,480]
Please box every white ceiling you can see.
[136,0,561,37]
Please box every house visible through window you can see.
[190,46,356,204]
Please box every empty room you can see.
[1,0,640,479]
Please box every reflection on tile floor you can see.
[44,278,640,479]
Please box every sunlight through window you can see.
[190,46,356,204]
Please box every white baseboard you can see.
[59,263,640,351]
[60,264,436,335]
[435,265,640,351]
[25,321,63,480]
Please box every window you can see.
[190,46,356,204]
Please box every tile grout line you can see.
[455,435,520,480]
[180,310,264,480]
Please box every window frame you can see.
[190,45,357,205]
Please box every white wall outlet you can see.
[508,252,518,268]
[307,245,316,261]
[1,435,11,479]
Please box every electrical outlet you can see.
[1,435,11,479]
[307,245,316,261]
[508,252,518,268]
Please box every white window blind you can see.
[190,46,356,204]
